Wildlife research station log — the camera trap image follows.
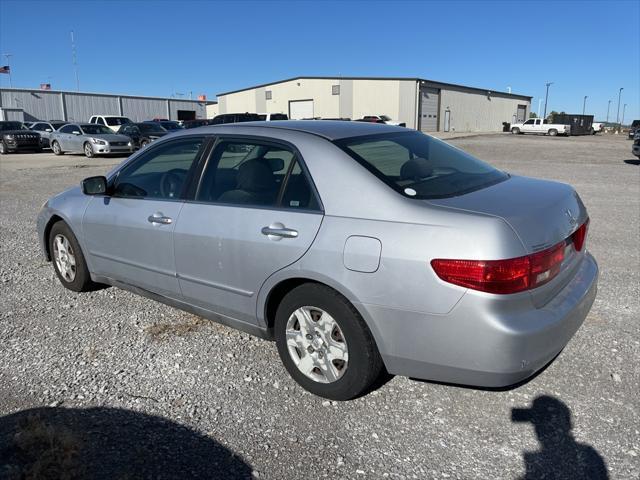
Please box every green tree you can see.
[529,112,538,119]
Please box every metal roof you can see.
[216,76,532,100]
[0,87,215,104]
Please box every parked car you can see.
[257,113,289,121]
[183,119,211,129]
[210,113,262,124]
[0,121,41,154]
[29,121,67,147]
[119,122,169,149]
[37,121,598,400]
[88,115,133,133]
[155,120,184,131]
[359,115,405,127]
[628,120,640,139]
[591,122,604,134]
[49,123,133,157]
[510,118,571,136]
[632,132,640,158]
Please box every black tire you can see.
[140,139,150,149]
[275,283,384,400]
[52,141,63,155]
[83,142,94,158]
[548,129,558,137]
[49,221,97,292]
[511,127,520,134]
[0,141,8,154]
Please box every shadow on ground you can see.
[0,406,252,479]
[623,159,640,165]
[513,395,608,479]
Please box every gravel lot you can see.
[1,133,638,479]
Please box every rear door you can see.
[82,136,207,298]
[173,137,323,324]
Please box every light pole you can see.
[543,82,553,119]
[582,96,588,116]
[606,100,611,123]
[538,98,543,118]
[616,87,623,132]
[621,104,627,127]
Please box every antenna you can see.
[70,31,80,91]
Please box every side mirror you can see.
[81,176,108,195]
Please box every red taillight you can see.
[571,219,589,251]
[431,242,566,294]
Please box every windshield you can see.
[138,123,167,133]
[160,121,182,130]
[631,120,640,127]
[0,122,28,131]
[379,115,392,121]
[270,113,288,120]
[105,117,132,126]
[81,124,114,135]
[50,122,66,130]
[334,131,508,199]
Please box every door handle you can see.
[261,222,298,239]
[148,214,173,225]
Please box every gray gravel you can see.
[1,134,638,479]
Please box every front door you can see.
[521,119,536,133]
[174,138,323,324]
[82,136,207,298]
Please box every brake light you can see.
[431,242,566,294]
[571,219,589,251]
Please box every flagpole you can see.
[3,53,12,88]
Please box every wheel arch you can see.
[43,214,65,261]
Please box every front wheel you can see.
[84,142,94,158]
[0,141,8,154]
[52,141,63,155]
[511,127,520,134]
[140,139,150,149]
[49,221,97,292]
[275,283,384,400]
[548,129,558,136]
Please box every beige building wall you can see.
[206,103,219,118]
[351,79,417,127]
[438,89,530,132]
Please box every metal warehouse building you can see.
[0,87,212,123]
[216,76,532,133]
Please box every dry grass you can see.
[144,314,213,341]
[8,414,83,480]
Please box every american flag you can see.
[0,65,10,74]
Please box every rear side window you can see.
[196,139,319,210]
[335,131,508,199]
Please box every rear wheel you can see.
[52,141,63,155]
[548,129,558,136]
[49,221,97,292]
[275,283,384,400]
[511,127,520,134]
[83,142,94,158]
[0,141,7,154]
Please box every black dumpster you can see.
[503,122,511,132]
[549,114,594,135]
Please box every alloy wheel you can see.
[53,234,77,282]
[285,306,349,384]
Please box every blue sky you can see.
[1,0,638,122]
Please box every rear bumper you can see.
[632,144,640,157]
[359,252,598,387]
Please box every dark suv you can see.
[628,120,640,139]
[119,122,169,149]
[210,113,261,124]
[0,121,42,154]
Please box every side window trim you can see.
[192,134,323,213]
[110,135,210,201]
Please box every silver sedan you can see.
[36,121,598,400]
[49,123,133,157]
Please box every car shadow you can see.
[623,159,640,165]
[512,395,608,479]
[0,406,253,479]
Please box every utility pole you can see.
[70,31,80,91]
[616,87,623,132]
[538,98,543,118]
[606,100,611,123]
[582,96,588,116]
[543,82,553,119]
[3,53,13,88]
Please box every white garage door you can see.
[419,87,439,132]
[289,100,314,120]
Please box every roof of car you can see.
[192,120,408,140]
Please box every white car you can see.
[510,118,570,136]
[88,115,133,133]
[361,115,406,127]
[591,122,604,134]
[257,113,289,121]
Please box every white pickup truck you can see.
[510,118,570,136]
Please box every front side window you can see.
[59,125,77,134]
[96,117,105,125]
[524,119,535,125]
[31,123,46,131]
[335,131,508,199]
[197,139,318,210]
[113,137,204,200]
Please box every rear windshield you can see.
[334,131,508,199]
[105,117,132,126]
